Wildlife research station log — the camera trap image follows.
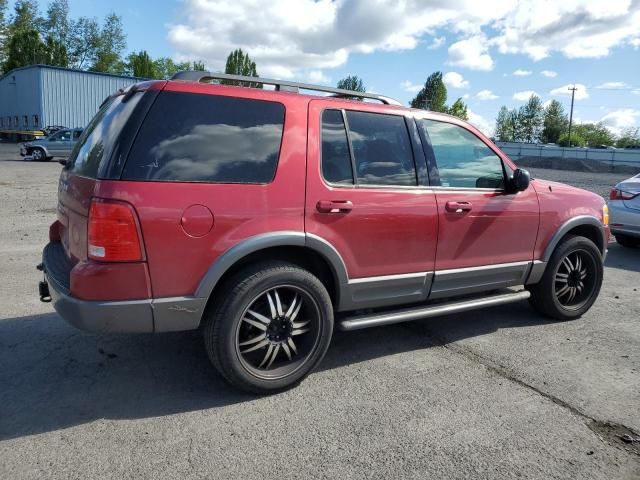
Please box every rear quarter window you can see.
[122,91,285,183]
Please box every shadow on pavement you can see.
[604,242,640,274]
[0,300,548,441]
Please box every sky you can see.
[17,0,640,136]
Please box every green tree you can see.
[447,97,468,120]
[2,28,47,71]
[518,94,544,143]
[68,16,100,69]
[191,60,205,71]
[573,123,616,146]
[45,34,68,67]
[495,106,513,142]
[44,0,69,43]
[126,50,157,78]
[223,48,260,87]
[410,71,447,112]
[336,75,365,92]
[541,99,568,144]
[510,109,523,142]
[616,127,640,148]
[9,0,40,34]
[0,0,8,72]
[90,13,126,73]
[558,132,586,147]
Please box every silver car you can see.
[609,173,640,248]
[20,128,83,161]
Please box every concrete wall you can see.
[496,142,640,168]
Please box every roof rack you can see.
[170,71,403,106]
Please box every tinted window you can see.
[123,92,285,183]
[421,120,505,189]
[321,109,353,184]
[57,130,71,141]
[345,111,416,186]
[73,130,82,140]
[68,92,143,178]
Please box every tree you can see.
[223,48,260,87]
[410,71,447,112]
[44,0,70,44]
[616,127,640,148]
[45,34,68,67]
[336,75,365,92]
[0,0,8,72]
[68,16,100,69]
[9,0,40,34]
[191,60,205,71]
[495,106,513,142]
[447,97,468,120]
[2,28,47,71]
[573,123,616,146]
[90,13,126,74]
[558,132,586,147]
[518,94,544,143]
[541,99,568,144]
[126,50,157,78]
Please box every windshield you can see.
[66,92,143,178]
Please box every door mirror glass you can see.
[510,168,530,192]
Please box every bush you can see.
[557,133,586,147]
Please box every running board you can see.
[338,290,531,331]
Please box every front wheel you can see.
[203,262,334,394]
[31,148,46,161]
[528,235,603,321]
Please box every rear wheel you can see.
[615,234,639,248]
[203,262,333,394]
[528,235,603,321]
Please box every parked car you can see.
[38,73,610,393]
[609,174,640,247]
[591,144,616,150]
[21,128,83,161]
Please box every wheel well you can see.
[206,246,338,310]
[564,224,604,254]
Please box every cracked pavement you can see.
[1,146,639,479]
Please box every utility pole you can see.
[567,85,577,146]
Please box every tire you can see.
[203,261,334,394]
[528,235,603,321]
[615,234,639,248]
[31,148,46,161]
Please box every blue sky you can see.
[18,0,640,135]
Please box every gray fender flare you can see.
[194,231,349,305]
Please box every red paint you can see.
[53,79,608,304]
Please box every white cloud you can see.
[512,69,532,76]
[550,83,589,100]
[543,99,552,108]
[540,70,557,78]
[513,90,538,101]
[598,109,640,136]
[447,35,494,70]
[467,110,494,136]
[443,71,470,89]
[168,0,640,80]
[428,36,446,49]
[306,70,331,84]
[476,89,498,100]
[633,89,640,96]
[595,81,629,89]
[400,80,422,93]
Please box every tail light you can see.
[609,188,636,201]
[88,199,143,262]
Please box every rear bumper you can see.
[609,202,640,238]
[41,242,206,333]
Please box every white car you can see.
[609,173,640,248]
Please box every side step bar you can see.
[338,290,531,331]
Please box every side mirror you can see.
[510,168,530,193]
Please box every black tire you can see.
[31,147,46,162]
[203,261,334,394]
[615,234,639,248]
[528,235,603,321]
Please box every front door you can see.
[305,100,439,311]
[48,129,72,156]
[417,118,540,298]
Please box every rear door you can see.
[418,117,539,298]
[305,100,439,310]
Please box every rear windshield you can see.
[121,91,285,183]
[67,92,143,178]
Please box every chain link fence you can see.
[496,142,640,174]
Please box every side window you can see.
[321,110,353,184]
[73,130,82,140]
[421,120,505,189]
[345,111,416,186]
[58,130,72,141]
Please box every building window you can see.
[23,116,28,127]
[32,115,39,127]
[14,116,18,127]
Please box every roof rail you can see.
[170,71,403,106]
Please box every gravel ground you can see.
[1,143,639,479]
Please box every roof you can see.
[0,64,148,83]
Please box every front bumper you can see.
[40,242,206,333]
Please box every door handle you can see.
[445,201,473,213]
[316,200,353,213]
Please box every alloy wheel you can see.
[554,249,597,310]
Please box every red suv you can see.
[39,72,609,393]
